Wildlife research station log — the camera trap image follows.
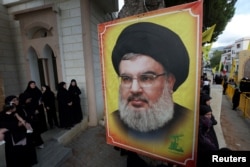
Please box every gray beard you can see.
[118,84,174,132]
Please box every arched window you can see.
[26,26,52,39]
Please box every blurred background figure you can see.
[57,82,73,129]
[232,88,241,111]
[68,79,83,125]
[0,97,38,167]
[41,85,59,129]
[23,81,46,148]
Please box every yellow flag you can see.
[212,67,216,74]
[202,24,216,43]
[218,62,222,72]
[202,43,213,62]
[230,58,236,78]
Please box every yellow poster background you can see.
[98,1,202,166]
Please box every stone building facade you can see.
[220,37,250,82]
[238,50,250,81]
[0,0,119,127]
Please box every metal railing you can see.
[226,84,250,119]
[226,84,235,99]
[239,93,250,119]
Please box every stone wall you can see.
[5,0,87,111]
[89,1,114,121]
[0,73,5,109]
[1,0,117,124]
[0,3,22,97]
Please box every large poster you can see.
[98,1,202,166]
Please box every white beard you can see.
[119,83,174,132]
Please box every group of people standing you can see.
[198,73,219,165]
[0,79,83,167]
[198,93,219,152]
[57,80,83,129]
[198,73,232,166]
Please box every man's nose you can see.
[130,79,142,93]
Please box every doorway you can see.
[27,45,58,91]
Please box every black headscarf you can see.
[5,95,17,105]
[58,82,66,91]
[24,80,42,108]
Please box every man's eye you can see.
[140,75,154,82]
[121,76,132,82]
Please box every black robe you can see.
[41,86,59,128]
[57,85,73,128]
[68,85,83,124]
[24,85,47,132]
[0,111,37,167]
[232,89,241,110]
[19,90,45,147]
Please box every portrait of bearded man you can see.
[110,22,191,141]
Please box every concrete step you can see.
[0,117,88,167]
[34,139,72,167]
[0,144,6,167]
[33,118,88,167]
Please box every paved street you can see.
[220,95,250,150]
[59,126,127,167]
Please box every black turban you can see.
[112,22,189,91]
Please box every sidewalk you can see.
[210,84,250,150]
[59,125,127,167]
[220,94,250,150]
[210,84,227,148]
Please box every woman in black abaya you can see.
[68,79,83,125]
[57,82,73,129]
[0,101,37,167]
[41,85,59,129]
[24,81,46,148]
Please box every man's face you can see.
[118,55,176,132]
[119,55,168,107]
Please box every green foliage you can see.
[210,50,223,69]
[203,0,237,42]
[120,0,237,44]
[164,0,237,43]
